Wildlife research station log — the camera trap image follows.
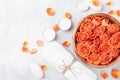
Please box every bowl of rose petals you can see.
[73,13,120,68]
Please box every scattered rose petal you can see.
[36,40,44,47]
[23,40,28,46]
[22,46,29,53]
[108,10,116,15]
[53,24,59,31]
[116,10,120,17]
[101,72,108,79]
[106,1,113,6]
[46,8,55,16]
[63,41,70,47]
[111,69,120,78]
[117,71,120,76]
[64,12,72,19]
[92,0,100,6]
[30,48,38,54]
[40,65,48,71]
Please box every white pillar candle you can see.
[78,3,90,11]
[59,18,72,31]
[43,29,56,41]
[87,0,103,11]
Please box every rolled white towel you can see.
[42,41,97,80]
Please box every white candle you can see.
[87,0,103,11]
[43,29,56,41]
[78,3,90,11]
[59,18,72,31]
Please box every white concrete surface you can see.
[0,0,120,80]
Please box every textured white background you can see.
[0,0,120,80]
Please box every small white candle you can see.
[78,3,90,11]
[87,0,103,11]
[43,29,56,41]
[90,4,102,11]
[59,18,72,31]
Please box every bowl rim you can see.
[72,13,120,68]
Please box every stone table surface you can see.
[0,0,120,80]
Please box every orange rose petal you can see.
[22,46,29,53]
[106,1,113,6]
[36,40,44,47]
[108,10,116,15]
[117,71,120,76]
[30,48,38,54]
[116,10,120,17]
[53,24,59,31]
[23,40,28,46]
[63,41,70,47]
[64,12,72,19]
[40,65,48,71]
[46,8,55,16]
[111,69,120,78]
[92,0,100,6]
[101,72,108,79]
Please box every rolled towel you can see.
[41,41,97,80]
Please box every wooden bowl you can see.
[73,13,120,68]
